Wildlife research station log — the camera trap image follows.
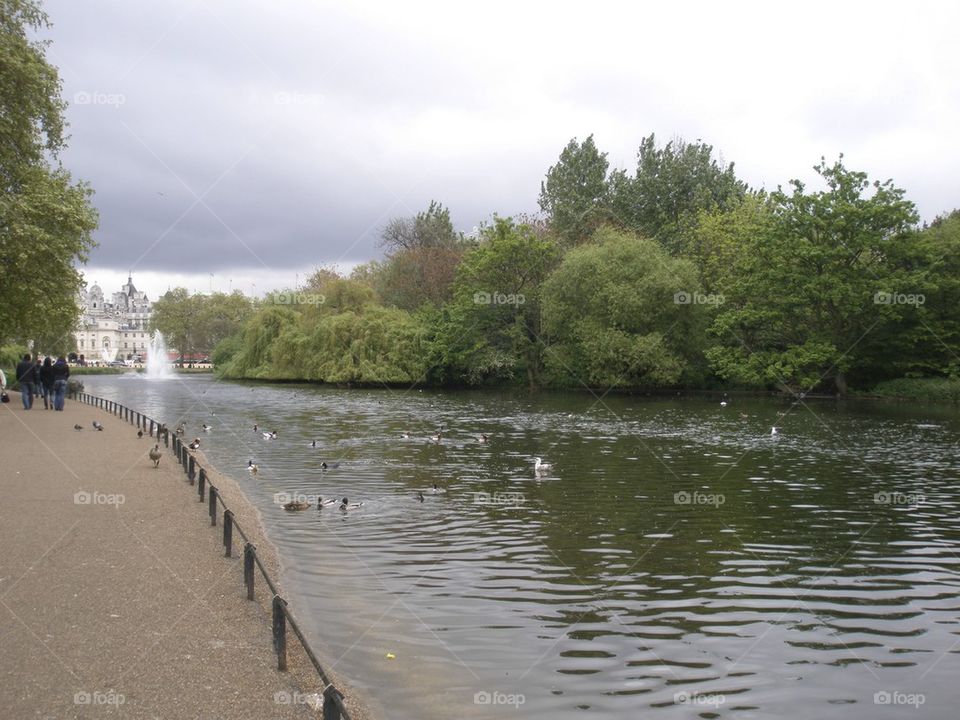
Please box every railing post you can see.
[223,510,233,557]
[163,428,169,448]
[150,419,155,437]
[188,455,196,484]
[323,687,345,720]
[272,596,287,671]
[198,468,206,501]
[244,543,256,600]
[182,448,189,475]
[209,486,217,526]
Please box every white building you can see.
[75,275,153,363]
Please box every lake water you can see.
[84,374,960,718]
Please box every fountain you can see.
[145,330,174,380]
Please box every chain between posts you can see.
[75,392,353,719]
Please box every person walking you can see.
[52,356,70,411]
[40,357,55,410]
[15,354,36,410]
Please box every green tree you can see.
[436,217,559,387]
[611,134,746,252]
[0,1,98,346]
[149,288,197,363]
[538,135,611,246]
[706,157,919,394]
[541,226,707,389]
[377,201,468,311]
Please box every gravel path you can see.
[0,395,374,719]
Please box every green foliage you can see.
[0,1,98,347]
[0,0,65,191]
[611,134,747,251]
[0,165,98,346]
[151,289,253,361]
[538,135,612,246]
[219,301,429,384]
[707,157,919,394]
[435,217,559,386]
[868,376,960,403]
[541,226,707,388]
[376,201,468,310]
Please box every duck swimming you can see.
[202,424,212,432]
[316,496,337,510]
[339,497,363,511]
[283,500,311,511]
[478,433,489,444]
[321,461,340,469]
[247,460,258,474]
[430,430,443,443]
[534,457,553,474]
[429,483,446,494]
[262,431,277,439]
[417,492,425,503]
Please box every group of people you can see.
[14,354,71,411]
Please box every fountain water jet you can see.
[145,330,174,380]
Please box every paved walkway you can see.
[0,397,323,719]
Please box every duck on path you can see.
[188,438,201,451]
[149,445,162,468]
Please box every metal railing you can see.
[74,390,352,719]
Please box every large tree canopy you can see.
[0,0,98,348]
[538,135,611,246]
[707,157,919,394]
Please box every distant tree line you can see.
[209,133,960,396]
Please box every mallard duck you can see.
[176,424,185,435]
[417,492,425,503]
[339,497,363,511]
[149,445,162,468]
[92,421,103,431]
[478,433,489,444]
[534,457,553,474]
[137,429,143,438]
[321,461,340,469]
[247,460,258,474]
[202,424,212,432]
[188,438,200,451]
[253,424,259,432]
[262,431,277,439]
[316,496,337,510]
[429,483,446,494]
[430,430,443,443]
[283,500,311,511]
[74,424,83,431]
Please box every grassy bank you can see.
[867,377,960,403]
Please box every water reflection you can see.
[86,375,960,718]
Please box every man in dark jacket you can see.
[40,357,56,410]
[52,356,70,411]
[15,354,35,410]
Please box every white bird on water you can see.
[771,426,779,436]
[247,460,258,474]
[534,457,553,474]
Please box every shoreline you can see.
[0,392,377,719]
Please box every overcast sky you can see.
[43,0,960,300]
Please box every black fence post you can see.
[182,448,189,475]
[188,455,196,484]
[272,596,287,671]
[223,509,233,557]
[150,419,155,437]
[323,687,345,720]
[163,428,169,448]
[244,543,256,600]
[209,486,217,526]
[198,468,206,502]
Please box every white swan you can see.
[534,457,553,474]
